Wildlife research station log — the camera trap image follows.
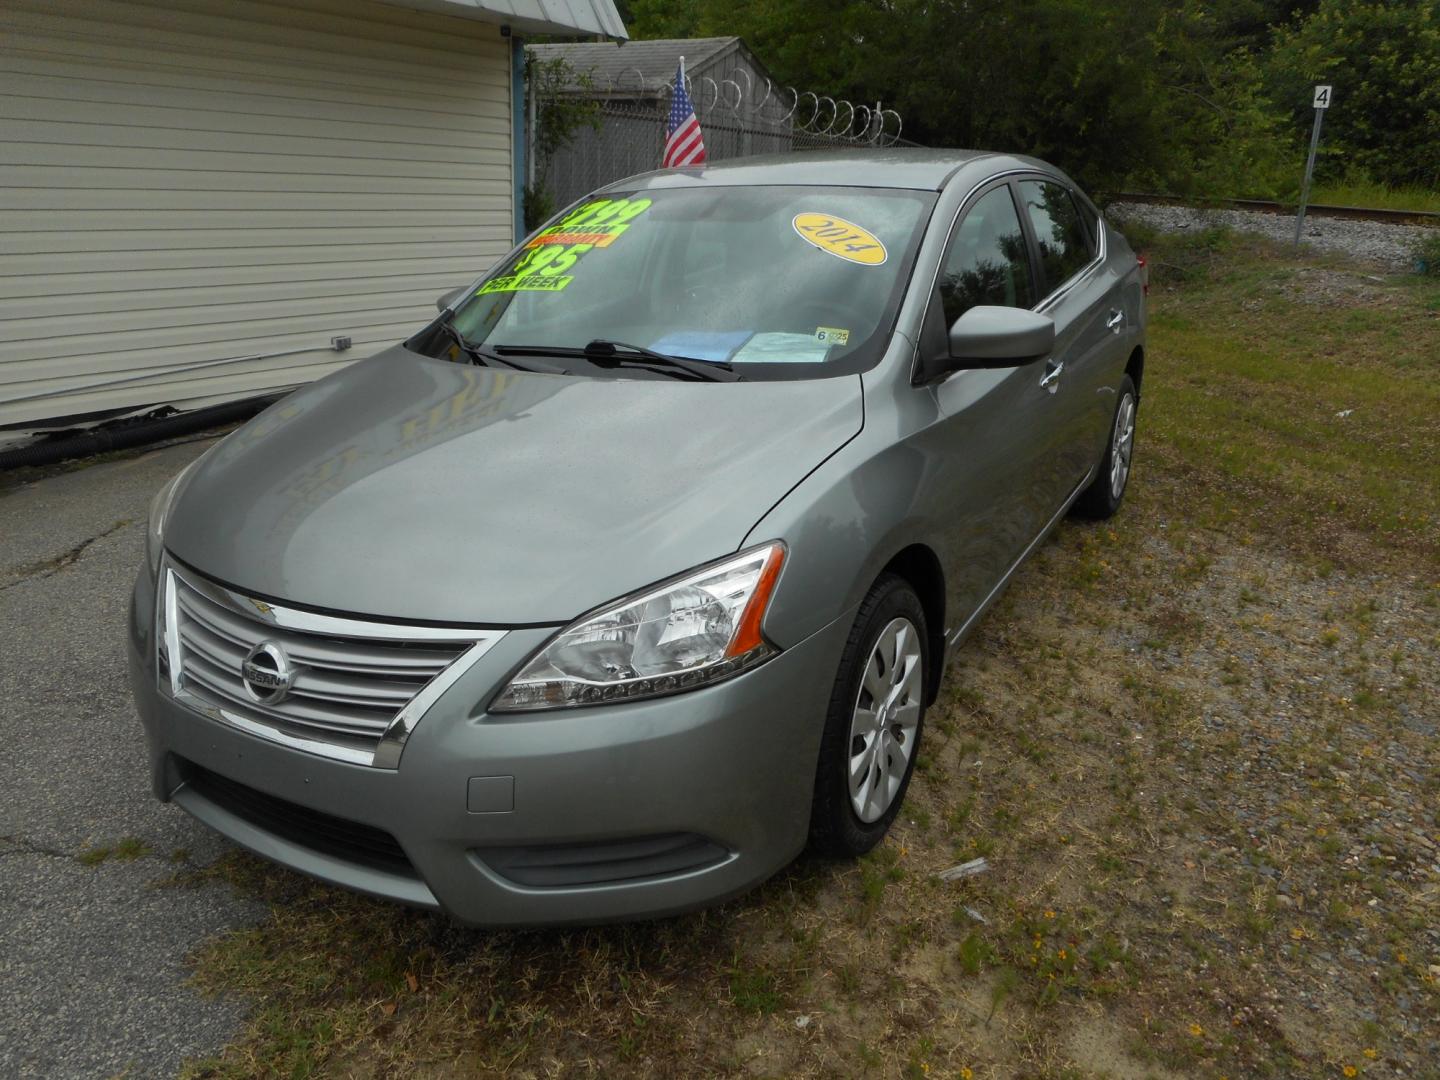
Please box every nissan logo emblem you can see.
[240,640,297,705]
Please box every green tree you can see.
[524,54,602,231]
[1144,0,1297,197]
[1266,0,1440,187]
[618,0,1435,197]
[616,0,705,39]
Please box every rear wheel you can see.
[809,574,929,857]
[1072,374,1137,520]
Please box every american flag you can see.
[663,57,706,168]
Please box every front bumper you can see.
[127,567,851,926]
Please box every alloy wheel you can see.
[1110,392,1136,500]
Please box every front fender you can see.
[742,374,947,649]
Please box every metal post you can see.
[1294,92,1328,246]
[527,69,538,189]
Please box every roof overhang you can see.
[379,0,627,39]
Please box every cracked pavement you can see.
[1,440,265,1079]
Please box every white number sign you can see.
[1313,85,1332,109]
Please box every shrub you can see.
[1410,230,1440,277]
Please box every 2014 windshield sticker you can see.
[792,213,888,266]
[478,197,653,294]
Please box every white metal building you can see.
[0,0,625,432]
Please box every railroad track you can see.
[1111,192,1439,227]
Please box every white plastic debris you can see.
[936,857,989,881]
[1335,409,1354,418]
[794,1015,812,1030]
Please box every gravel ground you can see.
[1110,201,1432,272]
[0,440,265,1080]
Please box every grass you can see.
[1308,180,1440,215]
[175,230,1440,1077]
[78,836,151,866]
[1136,235,1440,564]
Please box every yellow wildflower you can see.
[1363,1049,1378,1060]
[1343,1067,1357,1078]
[961,1069,974,1080]
[1189,1023,1203,1037]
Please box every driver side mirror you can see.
[946,306,1055,368]
[435,286,467,312]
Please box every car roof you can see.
[607,148,1063,194]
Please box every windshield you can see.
[425,184,936,380]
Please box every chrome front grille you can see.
[157,563,505,767]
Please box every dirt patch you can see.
[1265,266,1395,307]
[1066,1014,1188,1080]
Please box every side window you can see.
[1074,196,1101,251]
[938,186,1036,326]
[1018,180,1093,295]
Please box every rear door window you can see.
[1018,180,1094,296]
[938,185,1036,326]
[1074,196,1101,250]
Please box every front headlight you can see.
[491,542,786,712]
[146,459,201,574]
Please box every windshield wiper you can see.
[583,339,742,382]
[436,321,553,374]
[490,341,741,382]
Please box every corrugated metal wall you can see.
[0,0,515,428]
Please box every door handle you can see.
[1106,309,1125,332]
[1039,360,1063,393]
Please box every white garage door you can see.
[0,0,516,428]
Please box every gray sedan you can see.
[128,149,1145,926]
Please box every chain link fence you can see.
[538,94,917,210]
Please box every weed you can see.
[1409,228,1440,276]
[78,836,150,866]
[728,963,783,1016]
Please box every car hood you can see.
[165,347,863,625]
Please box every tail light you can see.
[1137,255,1149,296]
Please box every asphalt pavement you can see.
[1,438,265,1079]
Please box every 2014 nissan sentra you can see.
[128,150,1146,926]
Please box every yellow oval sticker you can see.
[792,213,888,266]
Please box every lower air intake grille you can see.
[182,761,416,878]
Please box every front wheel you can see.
[1072,374,1137,520]
[808,574,929,857]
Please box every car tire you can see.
[808,573,929,857]
[1071,373,1138,520]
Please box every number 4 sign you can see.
[1295,85,1333,244]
